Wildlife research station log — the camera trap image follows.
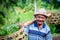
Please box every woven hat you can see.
[34,8,51,17]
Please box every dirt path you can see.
[53,35,60,40]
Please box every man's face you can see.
[35,14,46,25]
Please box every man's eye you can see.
[41,17,44,18]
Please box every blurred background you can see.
[0,0,60,39]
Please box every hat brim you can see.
[34,14,48,18]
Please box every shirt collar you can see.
[34,20,46,28]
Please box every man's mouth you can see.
[37,20,44,22]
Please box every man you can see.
[19,8,52,40]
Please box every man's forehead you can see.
[35,14,45,17]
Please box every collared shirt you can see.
[24,21,52,40]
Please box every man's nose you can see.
[38,18,43,20]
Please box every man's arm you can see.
[45,31,52,40]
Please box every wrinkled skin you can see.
[34,14,46,25]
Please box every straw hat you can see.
[34,8,51,17]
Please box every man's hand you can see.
[18,22,25,27]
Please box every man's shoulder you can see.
[26,21,36,28]
[28,23,34,27]
[46,26,50,32]
[44,23,50,31]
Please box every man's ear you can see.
[24,20,34,26]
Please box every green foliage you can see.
[49,24,56,34]
[52,0,60,8]
[0,29,7,36]
[0,16,5,27]
[0,12,6,28]
[0,0,18,8]
[0,24,19,36]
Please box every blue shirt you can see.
[24,21,52,40]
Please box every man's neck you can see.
[38,24,43,29]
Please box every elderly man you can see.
[19,8,52,40]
